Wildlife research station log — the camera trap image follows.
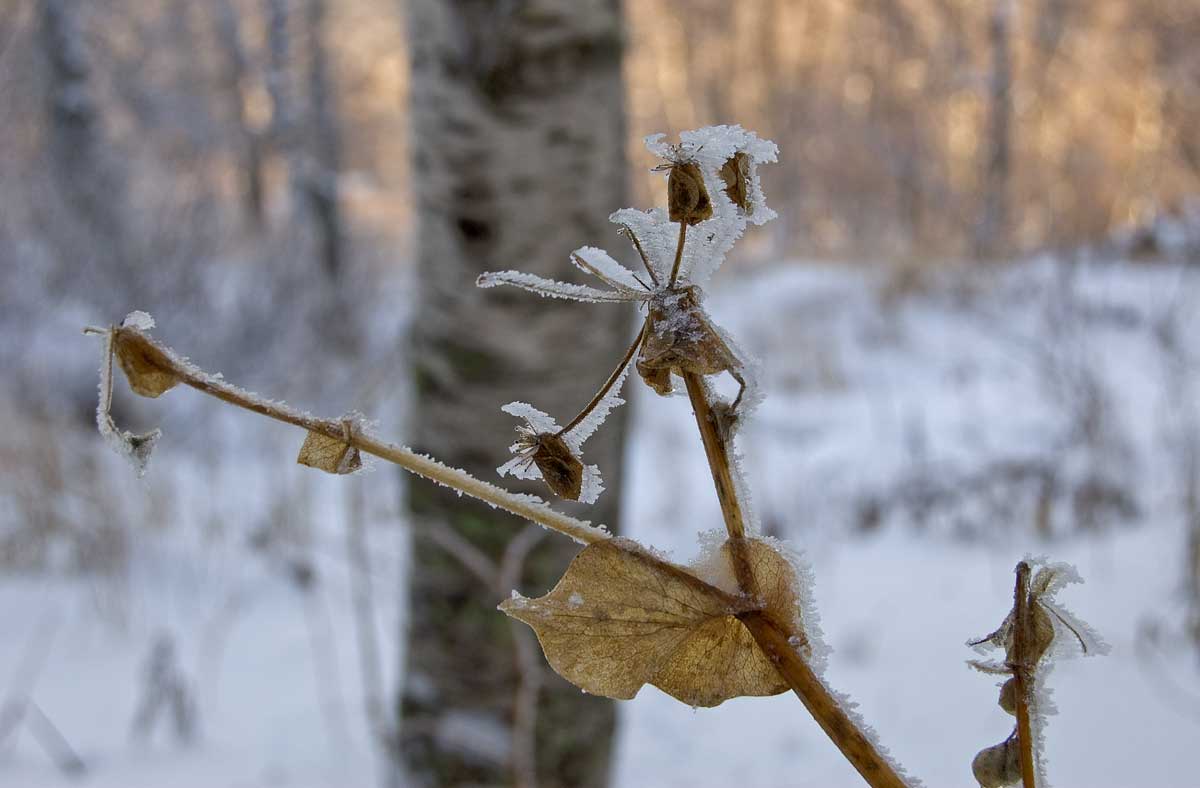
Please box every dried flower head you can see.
[652,143,713,226]
[645,125,779,225]
[495,336,634,505]
[637,285,746,408]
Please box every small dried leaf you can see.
[666,161,713,226]
[501,537,805,707]
[719,151,751,213]
[531,433,583,501]
[972,736,1021,787]
[113,329,178,398]
[297,429,362,475]
[637,288,739,397]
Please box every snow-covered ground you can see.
[3,258,1199,787]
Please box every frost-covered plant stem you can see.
[683,373,909,788]
[1011,563,1038,788]
[738,611,909,788]
[100,324,608,546]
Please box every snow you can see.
[613,259,1200,787]
[5,256,1200,787]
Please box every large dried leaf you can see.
[113,328,178,398]
[501,537,806,707]
[297,429,362,475]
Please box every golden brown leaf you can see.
[113,329,178,398]
[501,536,808,707]
[297,429,362,475]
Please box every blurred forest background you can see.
[1,0,1200,786]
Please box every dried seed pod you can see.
[636,287,742,400]
[1028,603,1056,664]
[971,736,1021,787]
[719,151,751,213]
[113,328,179,398]
[998,677,1017,716]
[666,161,713,226]
[530,432,584,501]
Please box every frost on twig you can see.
[967,558,1108,787]
[88,313,613,546]
[89,313,169,477]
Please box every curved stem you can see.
[557,330,644,437]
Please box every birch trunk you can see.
[976,0,1015,259]
[402,1,628,786]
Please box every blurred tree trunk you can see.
[263,0,298,210]
[976,0,1015,259]
[300,0,343,281]
[212,0,266,228]
[401,1,628,786]
[40,0,121,242]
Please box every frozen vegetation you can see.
[2,254,1199,786]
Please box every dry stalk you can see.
[1010,562,1038,788]
[104,327,609,547]
[679,274,909,787]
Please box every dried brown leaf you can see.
[113,328,178,398]
[297,429,362,475]
[501,537,806,707]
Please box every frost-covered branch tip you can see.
[968,558,1108,787]
[87,313,610,546]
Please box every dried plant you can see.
[85,125,1095,787]
[967,559,1109,787]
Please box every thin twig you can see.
[102,326,610,546]
[1011,562,1038,788]
[344,478,389,749]
[557,331,643,436]
[500,525,549,788]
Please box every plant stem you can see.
[1011,561,1038,788]
[682,373,745,539]
[738,611,910,788]
[668,221,688,287]
[557,331,643,436]
[115,327,610,546]
[681,370,912,788]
